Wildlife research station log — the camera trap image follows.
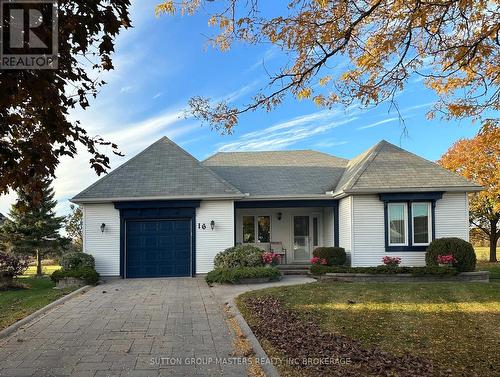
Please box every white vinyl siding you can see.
[82,203,120,276]
[435,192,469,240]
[196,200,235,274]
[339,197,353,263]
[350,192,470,267]
[352,195,426,267]
[322,207,334,246]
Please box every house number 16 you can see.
[198,223,207,230]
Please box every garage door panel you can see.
[126,219,191,278]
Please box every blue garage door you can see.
[126,220,191,278]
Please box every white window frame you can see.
[411,202,432,246]
[387,203,408,246]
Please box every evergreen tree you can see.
[65,205,83,251]
[1,179,66,276]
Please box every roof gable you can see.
[334,140,481,194]
[73,137,243,201]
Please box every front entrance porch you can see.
[234,200,339,264]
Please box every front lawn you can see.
[24,264,61,276]
[475,246,489,260]
[0,277,76,331]
[237,281,500,377]
[477,261,500,279]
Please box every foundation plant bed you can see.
[236,280,500,377]
[206,266,282,284]
[310,265,489,283]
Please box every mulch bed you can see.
[241,296,451,377]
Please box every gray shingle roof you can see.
[73,138,481,202]
[72,137,243,202]
[204,150,348,167]
[203,151,348,196]
[333,140,482,194]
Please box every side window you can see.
[257,216,271,243]
[412,202,431,245]
[242,216,255,243]
[388,203,407,246]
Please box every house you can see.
[72,137,481,278]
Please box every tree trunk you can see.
[36,249,42,276]
[489,219,498,263]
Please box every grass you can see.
[24,264,61,276]
[0,264,74,331]
[237,281,500,377]
[475,246,491,261]
[477,262,500,279]
[474,246,500,279]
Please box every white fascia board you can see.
[71,194,245,204]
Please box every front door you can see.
[293,216,311,262]
[292,215,320,263]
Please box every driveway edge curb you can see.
[227,297,281,377]
[0,284,92,339]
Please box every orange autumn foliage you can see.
[157,0,499,133]
[439,122,500,262]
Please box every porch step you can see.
[278,264,310,275]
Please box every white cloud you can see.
[217,110,358,151]
[313,140,348,148]
[120,85,136,93]
[244,47,279,73]
[357,118,398,130]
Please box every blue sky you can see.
[0,0,482,217]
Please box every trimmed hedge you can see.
[51,267,99,285]
[213,245,264,269]
[312,247,346,266]
[206,266,281,284]
[60,252,95,270]
[310,264,458,276]
[425,237,476,272]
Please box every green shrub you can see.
[213,245,264,269]
[206,266,281,284]
[312,247,346,266]
[309,264,458,276]
[51,267,99,285]
[425,237,476,272]
[60,252,95,270]
[0,252,30,279]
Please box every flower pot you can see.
[438,263,452,268]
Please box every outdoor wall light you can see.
[210,220,215,230]
[100,223,106,233]
[277,212,282,221]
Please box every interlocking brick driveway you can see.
[0,278,247,377]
